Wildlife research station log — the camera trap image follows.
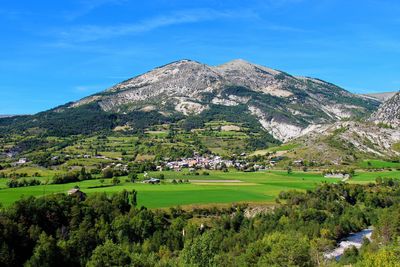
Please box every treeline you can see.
[0,103,181,137]
[50,163,155,185]
[52,167,92,184]
[6,178,41,188]
[0,181,400,266]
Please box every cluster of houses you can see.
[164,155,231,171]
[163,155,269,172]
[12,153,277,173]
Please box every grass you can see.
[2,169,398,208]
[0,171,337,208]
[250,143,299,156]
[0,166,57,176]
[358,159,400,169]
[349,170,400,183]
[145,131,168,137]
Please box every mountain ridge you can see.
[0,59,380,141]
[67,59,379,141]
[361,91,398,102]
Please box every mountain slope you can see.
[362,91,398,102]
[0,59,380,141]
[280,121,400,164]
[273,92,400,163]
[370,92,400,126]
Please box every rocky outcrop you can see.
[370,92,400,127]
[288,121,400,163]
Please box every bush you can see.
[86,240,131,267]
[90,168,101,175]
[128,172,138,182]
[112,177,121,185]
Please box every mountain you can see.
[0,59,379,141]
[370,92,400,127]
[362,91,398,102]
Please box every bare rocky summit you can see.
[70,59,379,141]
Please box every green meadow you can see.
[358,159,400,169]
[1,169,399,208]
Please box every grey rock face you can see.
[73,60,224,112]
[370,92,400,126]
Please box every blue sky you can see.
[0,0,399,114]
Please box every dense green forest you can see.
[1,180,399,266]
[0,103,182,137]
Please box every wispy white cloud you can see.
[56,8,258,43]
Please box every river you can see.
[324,228,373,260]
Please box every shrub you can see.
[112,177,121,186]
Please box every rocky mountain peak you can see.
[215,59,281,76]
[157,59,205,70]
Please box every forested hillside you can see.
[1,181,399,266]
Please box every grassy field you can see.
[348,169,400,183]
[250,143,299,156]
[358,159,400,169]
[1,169,399,208]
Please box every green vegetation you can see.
[1,180,400,266]
[0,120,282,163]
[1,169,399,208]
[0,170,320,207]
[251,142,299,156]
[0,103,181,136]
[392,142,400,152]
[359,159,400,169]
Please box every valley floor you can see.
[1,169,399,208]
